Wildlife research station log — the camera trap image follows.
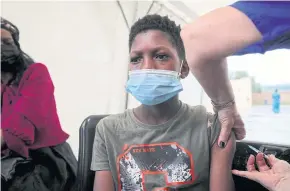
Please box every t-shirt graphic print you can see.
[117,142,195,191]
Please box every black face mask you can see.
[1,43,21,73]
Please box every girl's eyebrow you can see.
[131,46,172,54]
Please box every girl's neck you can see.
[133,96,181,125]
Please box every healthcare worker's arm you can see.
[180,5,262,146]
[181,1,290,146]
[181,5,262,105]
[210,132,236,191]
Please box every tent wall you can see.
[2,1,201,156]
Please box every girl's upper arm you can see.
[210,132,236,191]
[94,171,114,191]
[91,119,114,191]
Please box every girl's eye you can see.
[155,54,169,61]
[130,57,142,64]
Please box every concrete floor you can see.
[242,105,290,146]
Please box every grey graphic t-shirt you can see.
[91,103,221,191]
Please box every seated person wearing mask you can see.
[1,17,77,191]
[91,15,236,191]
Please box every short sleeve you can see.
[90,120,110,171]
[230,1,290,55]
[207,113,221,147]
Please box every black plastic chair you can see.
[76,115,108,191]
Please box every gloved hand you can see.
[232,153,290,191]
[215,102,246,148]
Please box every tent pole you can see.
[116,0,130,30]
[155,1,189,23]
[146,1,155,15]
[116,0,131,110]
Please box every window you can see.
[227,50,290,146]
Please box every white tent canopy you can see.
[2,0,230,155]
[181,0,235,16]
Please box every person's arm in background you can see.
[1,63,55,158]
[91,120,114,191]
[209,114,236,191]
[181,5,262,147]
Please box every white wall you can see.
[231,77,252,114]
[202,78,253,115]
[182,0,236,16]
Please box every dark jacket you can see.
[1,142,77,191]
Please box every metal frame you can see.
[154,1,189,23]
[116,0,130,30]
[146,1,155,15]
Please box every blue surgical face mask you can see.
[125,67,183,106]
